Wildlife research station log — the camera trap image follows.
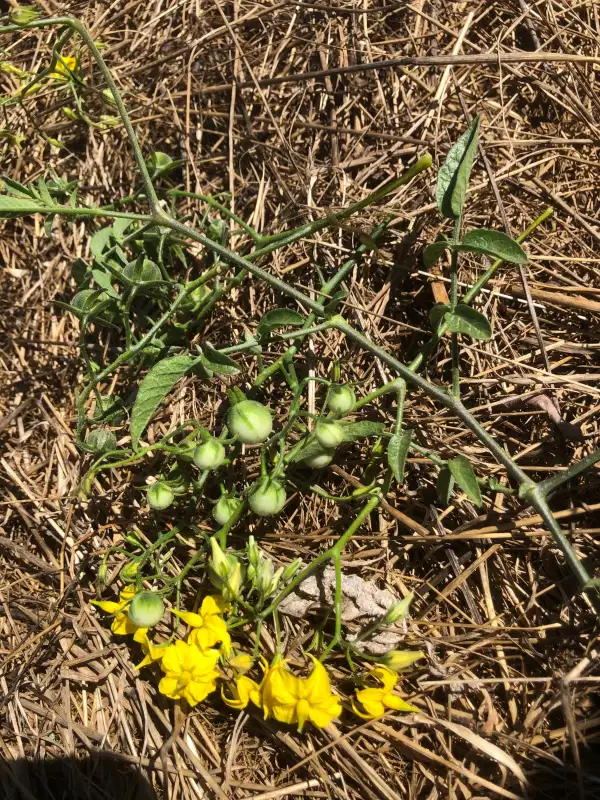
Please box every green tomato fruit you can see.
[127,592,164,628]
[315,419,345,449]
[123,258,161,283]
[147,481,174,510]
[193,439,226,471]
[327,384,356,416]
[213,495,243,527]
[248,478,286,517]
[85,427,117,453]
[227,400,273,445]
[71,289,113,321]
[301,447,335,469]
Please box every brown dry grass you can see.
[1,0,600,798]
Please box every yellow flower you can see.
[50,56,77,80]
[352,666,418,719]
[222,675,262,710]
[135,631,169,670]
[228,651,254,674]
[90,587,148,643]
[170,595,231,655]
[262,655,342,732]
[158,641,220,706]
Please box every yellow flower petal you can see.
[200,595,228,615]
[383,694,418,713]
[158,676,179,699]
[353,688,387,719]
[90,600,122,614]
[368,666,398,693]
[183,679,217,707]
[111,613,138,636]
[308,704,339,729]
[302,655,333,704]
[171,609,205,627]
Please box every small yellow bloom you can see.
[91,587,148,643]
[170,595,231,655]
[222,675,262,710]
[158,641,220,706]
[135,631,169,670]
[352,666,418,719]
[262,655,342,732]
[50,56,77,80]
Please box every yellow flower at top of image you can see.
[158,641,220,707]
[170,595,231,655]
[261,654,342,732]
[50,55,77,80]
[90,587,148,643]
[351,665,418,720]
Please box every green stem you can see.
[537,449,600,497]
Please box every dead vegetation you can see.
[1,0,600,798]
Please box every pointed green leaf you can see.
[423,236,449,268]
[131,355,194,449]
[429,303,450,332]
[387,430,413,484]
[0,194,46,217]
[292,437,328,463]
[436,466,455,505]
[257,308,305,340]
[90,226,113,258]
[448,455,482,507]
[445,304,492,340]
[436,116,480,219]
[2,177,37,199]
[340,421,386,442]
[200,343,240,376]
[457,229,527,264]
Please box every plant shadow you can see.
[0,752,158,800]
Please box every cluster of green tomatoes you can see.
[145,383,357,521]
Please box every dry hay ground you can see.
[1,0,600,798]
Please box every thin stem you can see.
[450,216,461,398]
[537,449,600,497]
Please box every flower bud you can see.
[246,535,261,568]
[86,427,117,454]
[193,438,226,471]
[283,558,302,581]
[10,6,41,24]
[227,400,273,444]
[147,481,174,510]
[213,495,242,527]
[97,562,109,587]
[127,592,164,628]
[120,561,139,583]
[383,592,414,624]
[315,419,344,449]
[380,649,424,672]
[248,478,286,517]
[327,384,356,416]
[256,558,273,596]
[210,537,231,580]
[301,447,335,469]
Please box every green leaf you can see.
[436,116,480,219]
[112,217,133,239]
[429,303,450,332]
[387,430,413,484]
[200,343,240,375]
[340,421,386,442]
[292,437,326,463]
[458,229,527,264]
[448,455,482,507]
[131,355,194,449]
[423,236,449,268]
[444,304,492,340]
[257,309,305,340]
[2,177,37,199]
[92,267,120,298]
[436,466,455,505]
[0,194,46,217]
[90,226,113,258]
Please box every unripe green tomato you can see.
[193,439,226,471]
[147,481,174,510]
[227,400,273,444]
[71,289,110,319]
[315,419,345,449]
[127,592,164,628]
[123,258,161,283]
[248,478,286,517]
[86,427,117,453]
[302,447,335,469]
[213,495,242,527]
[327,384,356,416]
